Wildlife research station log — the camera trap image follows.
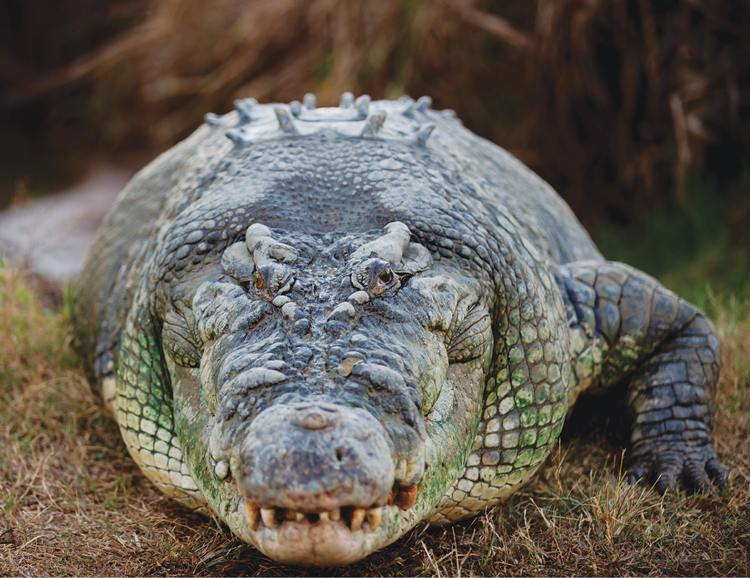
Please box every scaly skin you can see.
[73,94,725,566]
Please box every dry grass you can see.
[1,264,749,576]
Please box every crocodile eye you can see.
[369,263,400,297]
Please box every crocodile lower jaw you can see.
[245,500,395,565]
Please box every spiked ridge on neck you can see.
[215,93,440,147]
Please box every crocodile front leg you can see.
[116,307,208,512]
[554,260,727,493]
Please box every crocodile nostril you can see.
[335,448,346,461]
[287,407,335,430]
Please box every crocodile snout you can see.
[237,402,395,513]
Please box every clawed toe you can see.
[706,458,727,488]
[628,447,726,494]
[653,464,680,494]
[682,461,711,493]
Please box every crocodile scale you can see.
[73,94,725,566]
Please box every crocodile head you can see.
[161,220,495,565]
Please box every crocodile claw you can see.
[627,442,727,494]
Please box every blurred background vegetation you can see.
[0,0,748,306]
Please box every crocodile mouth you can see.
[242,486,419,565]
[243,500,398,565]
[245,502,387,532]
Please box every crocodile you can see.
[72,93,726,566]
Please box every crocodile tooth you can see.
[319,511,330,522]
[296,511,305,522]
[366,507,382,530]
[330,508,341,521]
[398,487,418,510]
[350,508,365,531]
[261,508,276,528]
[245,500,260,531]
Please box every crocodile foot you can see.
[627,439,727,494]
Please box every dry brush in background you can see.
[2,0,749,223]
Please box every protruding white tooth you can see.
[366,507,382,530]
[351,508,365,531]
[246,501,260,531]
[330,508,341,521]
[319,511,330,522]
[296,512,305,522]
[261,508,276,528]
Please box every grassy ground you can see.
[1,263,748,576]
